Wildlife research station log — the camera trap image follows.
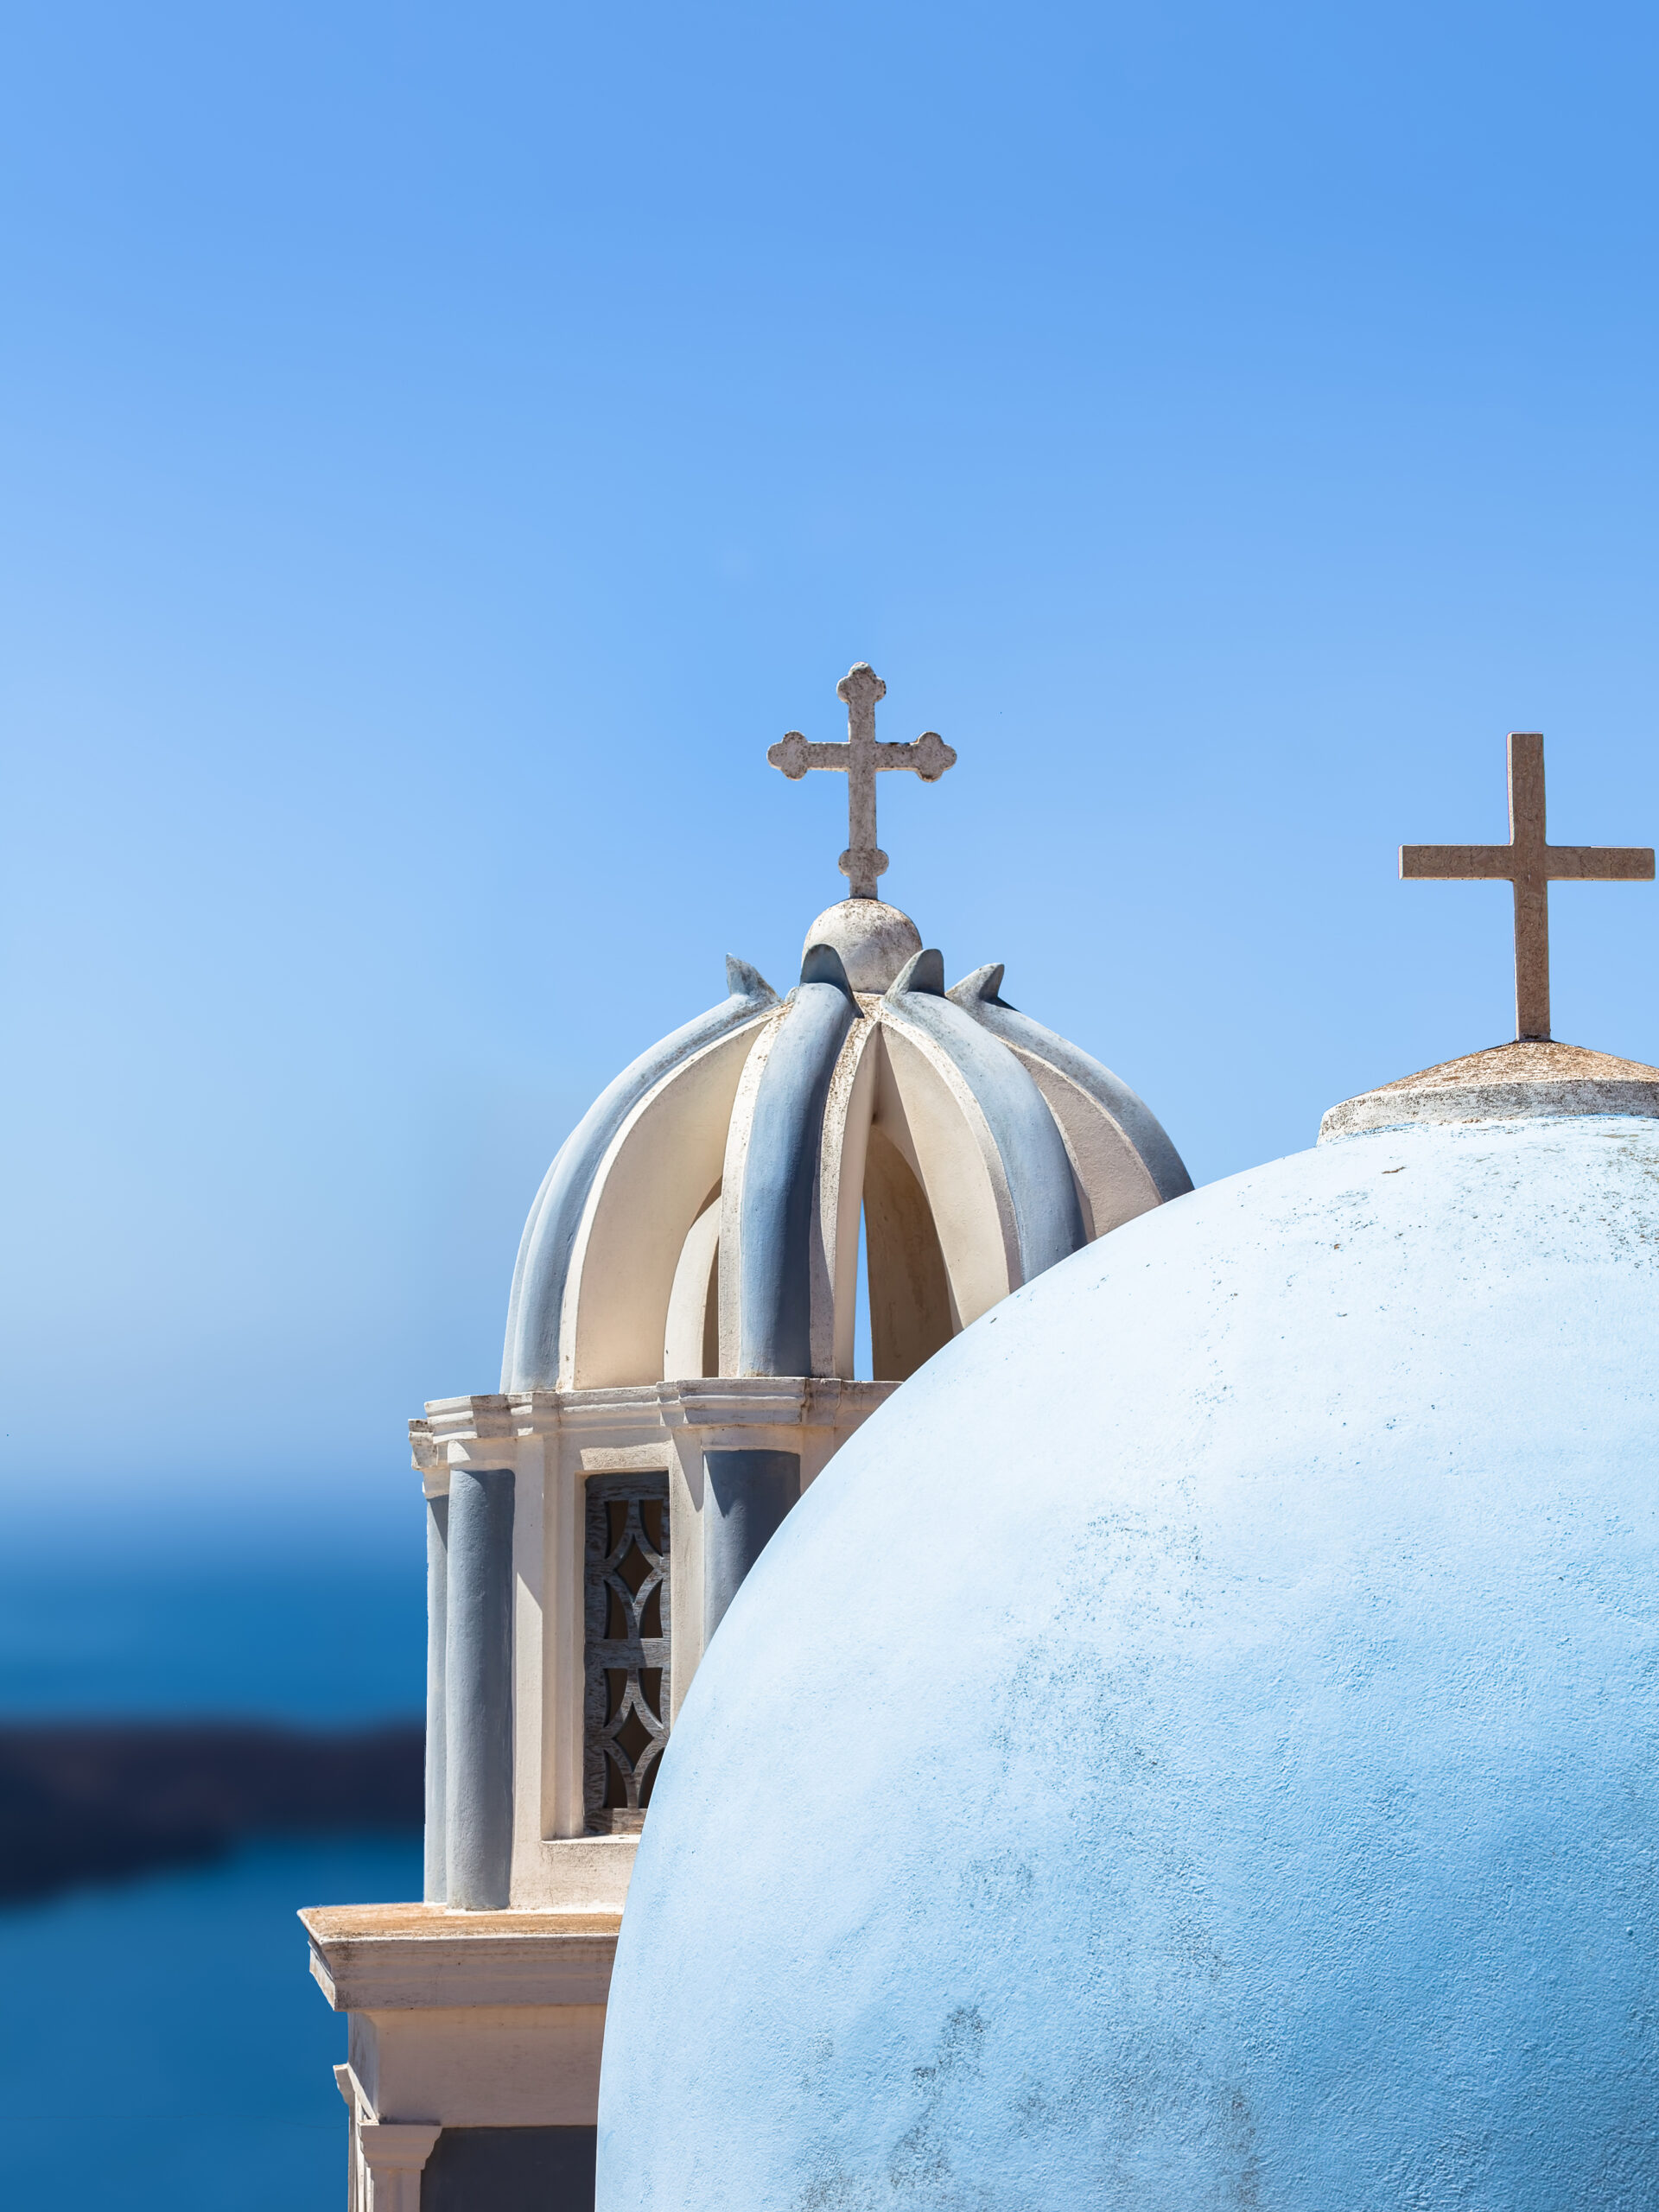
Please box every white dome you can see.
[597,1090,1659,2207]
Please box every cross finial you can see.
[1401,732,1654,1040]
[768,663,957,897]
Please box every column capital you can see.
[359,2121,442,2212]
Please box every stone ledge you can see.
[302,1902,621,2012]
[1320,1039,1659,1141]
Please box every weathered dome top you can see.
[597,1104,1659,2209]
[500,921,1190,1394]
[1322,1037,1659,1139]
[799,897,921,993]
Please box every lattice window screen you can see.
[583,1473,671,1834]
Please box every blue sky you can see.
[4,1,1659,1545]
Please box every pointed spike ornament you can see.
[798,942,857,995]
[887,948,947,998]
[946,963,1012,1010]
[724,955,779,1004]
[769,664,957,898]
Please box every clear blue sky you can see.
[5,1,1659,1548]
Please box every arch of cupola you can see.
[501,957,778,1395]
[512,934,1184,1400]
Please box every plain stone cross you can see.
[1401,731,1653,1041]
[769,663,957,898]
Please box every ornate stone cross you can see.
[769,663,957,898]
[1402,731,1653,1041]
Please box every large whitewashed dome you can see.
[596,1046,1659,2209]
[501,897,1189,1391]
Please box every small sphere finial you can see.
[800,899,923,994]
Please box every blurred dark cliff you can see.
[0,1721,424,1901]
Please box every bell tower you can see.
[301,666,1192,2211]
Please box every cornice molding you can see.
[302,1902,621,2012]
[411,1377,900,1465]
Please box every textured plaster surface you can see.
[598,1115,1659,2210]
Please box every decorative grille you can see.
[583,1473,671,1834]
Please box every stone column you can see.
[424,1493,448,1904]
[444,1463,516,1910]
[702,1448,799,1643]
[358,2121,442,2212]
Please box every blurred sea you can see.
[0,1560,424,1721]
[0,1560,426,2209]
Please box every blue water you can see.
[0,1561,429,2209]
[0,1833,424,2207]
[0,1560,424,1719]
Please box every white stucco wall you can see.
[597,1113,1659,2209]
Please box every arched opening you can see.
[664,1185,721,1380]
[861,1125,952,1382]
